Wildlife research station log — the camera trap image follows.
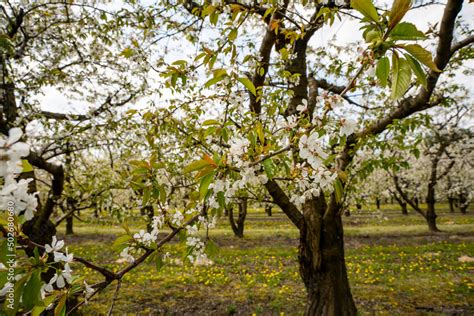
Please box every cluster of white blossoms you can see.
[290,163,337,208]
[185,223,208,264]
[42,236,75,295]
[0,128,38,220]
[298,132,328,170]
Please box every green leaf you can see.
[388,0,412,30]
[376,56,390,87]
[228,28,238,41]
[400,44,441,72]
[22,270,41,309]
[120,47,135,58]
[54,294,67,316]
[389,22,426,41]
[404,53,427,88]
[112,235,132,251]
[183,160,209,174]
[390,54,412,100]
[22,270,42,309]
[5,275,27,316]
[204,75,225,88]
[22,160,34,173]
[202,119,220,126]
[333,178,344,203]
[255,121,264,144]
[262,159,275,180]
[159,185,167,204]
[351,0,379,23]
[31,295,56,316]
[217,191,226,208]
[199,172,215,200]
[237,77,256,96]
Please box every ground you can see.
[58,204,474,315]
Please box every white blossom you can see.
[339,119,357,136]
[120,247,135,263]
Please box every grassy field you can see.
[58,204,474,315]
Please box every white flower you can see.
[0,128,30,177]
[0,282,13,297]
[49,263,73,289]
[45,236,64,254]
[335,0,346,6]
[320,0,329,5]
[296,99,308,113]
[171,211,184,226]
[54,247,74,263]
[209,179,226,194]
[332,96,345,109]
[120,247,135,263]
[298,133,328,169]
[229,136,249,158]
[284,115,298,129]
[339,119,357,136]
[133,229,156,246]
[366,64,376,77]
[83,281,95,300]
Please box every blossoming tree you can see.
[0,0,473,315]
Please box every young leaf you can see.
[199,172,215,200]
[183,160,209,174]
[351,0,379,22]
[237,77,256,96]
[204,75,225,88]
[376,56,390,87]
[400,44,441,72]
[390,54,412,100]
[404,53,427,88]
[388,0,412,30]
[389,22,426,41]
[22,270,42,309]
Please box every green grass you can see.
[57,205,474,315]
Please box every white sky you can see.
[38,1,474,114]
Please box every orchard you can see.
[0,0,473,315]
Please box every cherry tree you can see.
[139,0,472,313]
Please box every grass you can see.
[57,204,474,315]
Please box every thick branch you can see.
[264,180,303,229]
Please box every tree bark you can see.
[400,202,408,216]
[426,191,440,232]
[299,195,357,316]
[459,194,468,214]
[265,204,272,216]
[448,197,455,213]
[375,197,381,210]
[66,216,74,235]
[228,199,247,238]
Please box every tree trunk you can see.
[265,204,272,216]
[66,215,74,235]
[228,199,247,238]
[299,195,357,315]
[448,197,455,213]
[375,197,380,210]
[426,193,440,232]
[400,202,408,215]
